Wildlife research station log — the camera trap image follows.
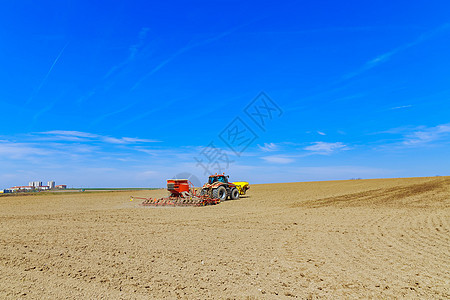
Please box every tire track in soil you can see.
[409,214,450,256]
[325,214,398,298]
[278,229,337,297]
[279,213,398,298]
[293,210,450,298]
[371,213,450,286]
[336,211,448,298]
[427,214,450,245]
[396,212,450,264]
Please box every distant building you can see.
[30,181,42,188]
[10,186,34,192]
[56,185,67,189]
[37,186,49,191]
[48,181,55,189]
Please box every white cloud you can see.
[389,105,412,110]
[304,142,349,155]
[39,130,98,141]
[258,142,279,152]
[261,155,294,164]
[0,131,163,167]
[403,123,450,146]
[43,130,97,137]
[317,131,326,136]
[38,130,160,144]
[101,136,159,144]
[0,142,53,159]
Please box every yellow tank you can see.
[232,181,250,195]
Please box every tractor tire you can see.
[212,186,227,201]
[199,189,207,196]
[230,188,240,200]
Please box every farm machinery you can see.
[133,174,249,207]
[199,174,248,201]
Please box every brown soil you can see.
[0,177,449,299]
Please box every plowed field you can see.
[1,176,449,298]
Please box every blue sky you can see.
[1,1,449,188]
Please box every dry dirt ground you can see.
[0,176,449,299]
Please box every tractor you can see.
[200,174,242,201]
[133,174,249,206]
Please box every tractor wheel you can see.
[199,189,207,196]
[212,186,227,201]
[230,188,240,200]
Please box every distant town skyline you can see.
[2,180,66,193]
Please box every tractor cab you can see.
[208,175,228,184]
[208,174,228,184]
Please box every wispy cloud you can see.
[89,102,136,127]
[103,27,150,80]
[389,105,413,110]
[131,22,252,91]
[38,130,98,141]
[113,98,180,129]
[403,123,450,146]
[77,27,151,106]
[304,142,349,155]
[344,23,450,80]
[258,142,279,152]
[257,25,427,36]
[317,131,326,136]
[26,42,69,105]
[32,103,56,123]
[0,141,54,159]
[0,130,169,189]
[38,130,160,144]
[374,123,450,151]
[261,155,294,164]
[258,140,350,163]
[31,92,65,125]
[102,136,159,144]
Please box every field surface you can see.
[0,177,449,299]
